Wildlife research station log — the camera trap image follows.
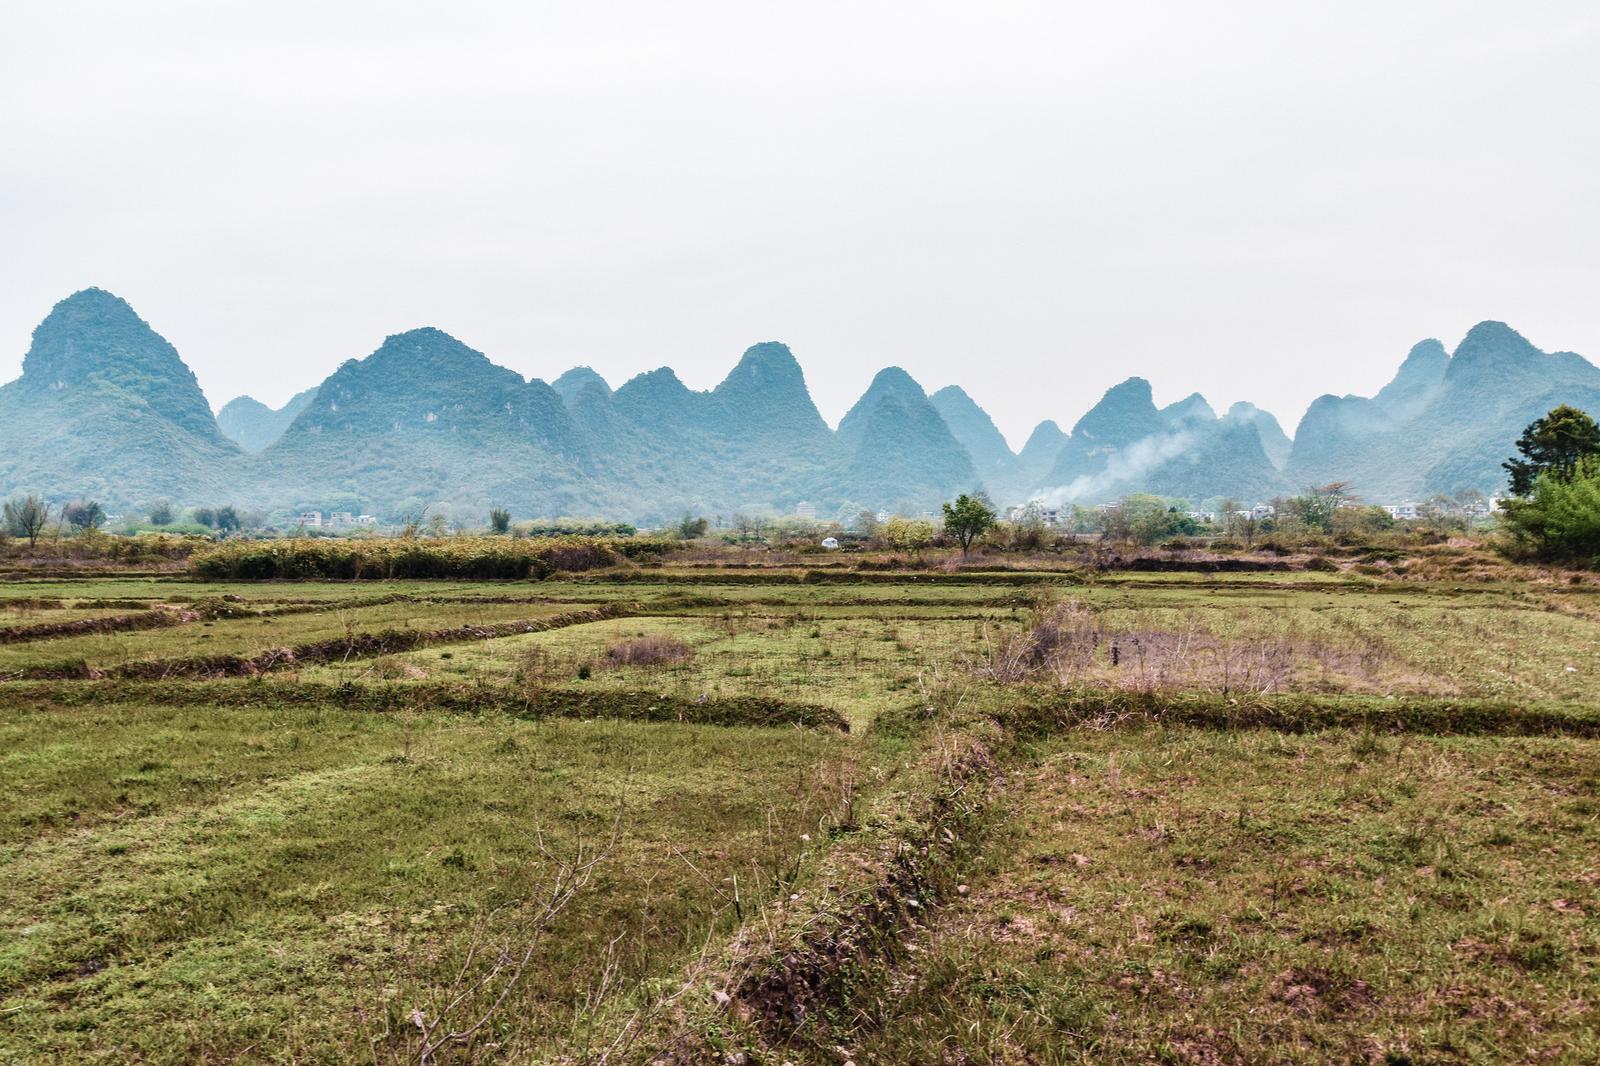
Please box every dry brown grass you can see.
[602,634,695,668]
[979,597,1399,695]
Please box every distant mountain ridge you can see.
[1286,323,1600,500]
[1038,378,1291,506]
[2,288,1597,522]
[218,388,319,452]
[0,289,241,503]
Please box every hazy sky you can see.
[2,2,1597,447]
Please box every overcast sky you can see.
[2,2,1597,447]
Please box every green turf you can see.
[852,726,1600,1064]
[3,563,1598,1063]
[0,697,857,1062]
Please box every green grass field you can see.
[853,727,1600,1063]
[2,559,1598,1062]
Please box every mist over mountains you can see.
[3,288,1597,524]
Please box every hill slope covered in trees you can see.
[2,289,1595,522]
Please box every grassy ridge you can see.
[1,678,851,730]
[995,687,1600,738]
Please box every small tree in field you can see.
[884,516,937,555]
[942,493,996,557]
[676,514,709,539]
[4,495,50,547]
[62,499,106,532]
[147,499,175,526]
[489,507,512,534]
[1282,482,1353,533]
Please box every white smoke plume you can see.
[1030,430,1196,506]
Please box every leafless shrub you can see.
[513,646,558,688]
[603,635,694,668]
[370,656,430,680]
[977,596,1396,695]
[980,598,1100,681]
[544,543,613,573]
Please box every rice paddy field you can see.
[2,555,1598,1063]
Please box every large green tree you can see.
[1504,406,1600,496]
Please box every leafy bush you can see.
[62,499,106,531]
[190,535,672,580]
[1498,464,1600,566]
[1097,496,1198,546]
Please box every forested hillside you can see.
[4,289,1596,521]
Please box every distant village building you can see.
[795,501,817,520]
[1384,502,1420,521]
[875,510,890,525]
[298,511,322,528]
[353,514,378,526]
[329,511,355,527]
[1007,502,1063,527]
[1249,503,1275,520]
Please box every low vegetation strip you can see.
[0,589,486,640]
[5,603,636,680]
[189,534,672,580]
[646,713,1004,1061]
[2,678,849,730]
[0,606,198,644]
[1110,555,1296,572]
[998,689,1600,738]
[589,568,1076,586]
[0,597,160,610]
[0,593,455,643]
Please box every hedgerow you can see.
[188,535,672,580]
